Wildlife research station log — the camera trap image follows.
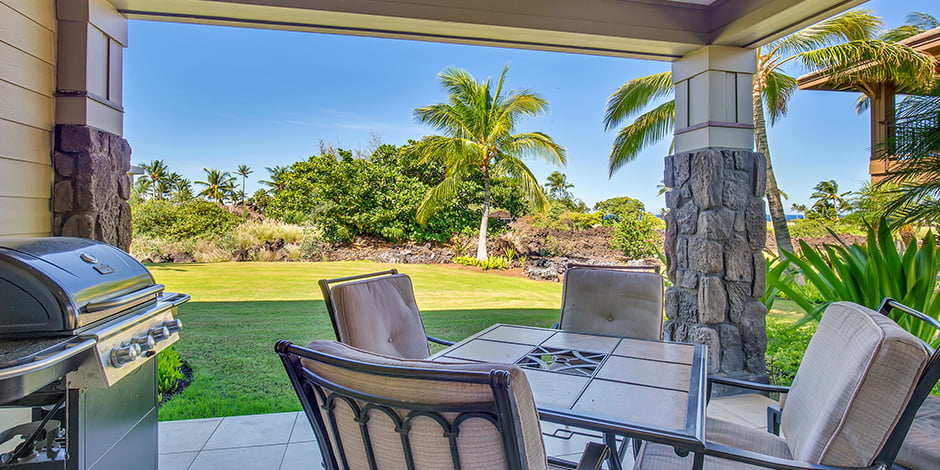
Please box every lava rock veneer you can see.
[53,125,133,251]
[663,148,768,384]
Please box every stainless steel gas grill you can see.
[0,237,188,469]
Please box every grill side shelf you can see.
[0,338,96,404]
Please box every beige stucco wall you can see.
[0,0,56,238]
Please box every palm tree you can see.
[259,165,289,193]
[235,164,252,203]
[137,160,170,200]
[169,174,193,201]
[808,180,852,219]
[603,10,933,255]
[413,66,565,260]
[544,171,574,201]
[195,169,236,204]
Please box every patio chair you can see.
[557,263,664,340]
[276,339,610,470]
[553,263,664,469]
[318,269,452,359]
[632,300,940,470]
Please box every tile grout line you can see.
[187,417,225,470]
[276,412,301,470]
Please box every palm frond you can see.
[502,132,566,166]
[411,135,480,168]
[416,171,470,223]
[493,156,550,211]
[798,40,936,92]
[881,25,927,42]
[774,9,881,57]
[907,12,940,31]
[608,100,675,176]
[762,71,797,125]
[603,72,673,130]
[855,93,870,114]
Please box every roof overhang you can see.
[107,0,866,61]
[798,27,940,93]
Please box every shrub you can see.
[541,235,564,257]
[232,220,305,249]
[770,221,940,346]
[560,212,603,230]
[611,212,663,260]
[192,240,232,262]
[788,218,865,238]
[157,347,185,400]
[765,318,816,387]
[132,199,242,241]
[452,255,510,270]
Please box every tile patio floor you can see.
[158,393,775,470]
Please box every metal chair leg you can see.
[604,432,623,470]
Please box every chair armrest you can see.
[767,404,782,435]
[704,442,882,470]
[708,375,790,394]
[577,442,610,470]
[426,335,454,346]
[547,443,610,470]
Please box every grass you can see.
[153,261,807,421]
[152,261,563,421]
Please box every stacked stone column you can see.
[663,148,768,383]
[53,124,133,252]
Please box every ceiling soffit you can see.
[108,0,867,61]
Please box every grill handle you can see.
[84,284,165,313]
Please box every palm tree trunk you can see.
[753,83,795,255]
[476,170,491,261]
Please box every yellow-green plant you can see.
[769,220,940,346]
[452,255,510,270]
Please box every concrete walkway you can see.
[159,394,776,470]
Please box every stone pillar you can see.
[53,125,133,251]
[663,149,768,382]
[53,0,131,250]
[665,46,768,384]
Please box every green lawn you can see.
[152,261,565,421]
[152,261,805,421]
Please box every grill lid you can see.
[0,237,156,336]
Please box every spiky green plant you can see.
[769,221,940,346]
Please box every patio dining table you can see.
[430,324,708,469]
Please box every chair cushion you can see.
[560,269,664,339]
[302,340,548,470]
[897,394,940,470]
[633,417,791,469]
[330,273,431,359]
[781,302,929,467]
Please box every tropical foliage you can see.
[610,211,664,260]
[791,180,852,220]
[412,66,565,260]
[769,221,940,346]
[593,196,646,226]
[264,144,524,243]
[877,80,940,227]
[195,169,237,204]
[603,10,935,255]
[132,199,243,241]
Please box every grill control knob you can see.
[131,334,156,351]
[148,326,170,342]
[163,319,183,333]
[110,343,141,368]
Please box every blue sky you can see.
[123,0,937,213]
